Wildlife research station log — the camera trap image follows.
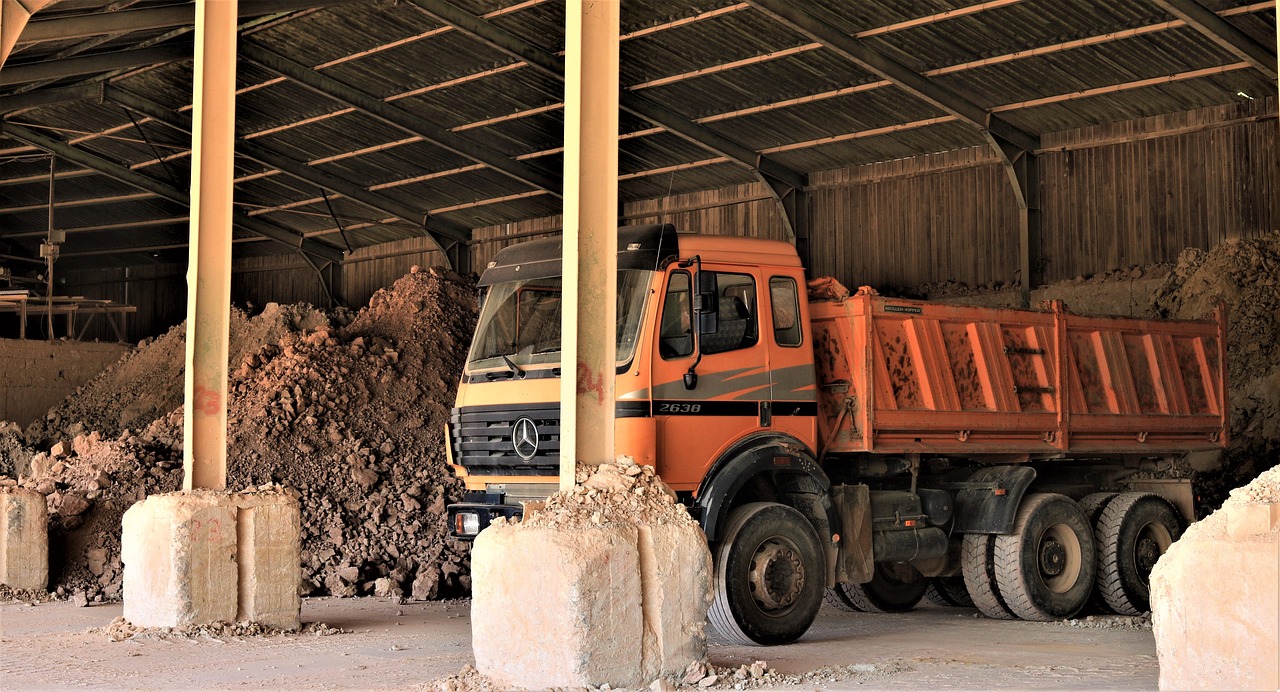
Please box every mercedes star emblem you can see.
[512,417,539,460]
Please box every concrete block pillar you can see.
[122,490,300,629]
[472,522,712,689]
[1,487,48,591]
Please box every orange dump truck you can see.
[447,224,1227,645]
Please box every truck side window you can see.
[770,277,802,347]
[659,271,693,359]
[702,272,758,355]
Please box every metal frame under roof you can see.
[0,0,1275,275]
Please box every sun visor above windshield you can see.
[478,224,680,286]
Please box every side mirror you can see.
[694,270,718,334]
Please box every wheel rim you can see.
[1133,520,1174,581]
[1039,522,1082,593]
[747,536,805,613]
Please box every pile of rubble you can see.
[6,266,477,603]
[90,615,347,642]
[429,658,914,691]
[520,456,695,529]
[0,422,32,478]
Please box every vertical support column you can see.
[182,0,238,492]
[1016,151,1041,309]
[446,240,471,276]
[560,0,619,490]
[786,188,811,278]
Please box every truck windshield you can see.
[467,270,653,372]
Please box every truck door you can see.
[651,265,771,491]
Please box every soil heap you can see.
[11,267,477,603]
[1151,232,1280,510]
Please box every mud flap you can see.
[831,484,873,585]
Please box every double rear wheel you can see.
[962,493,1096,621]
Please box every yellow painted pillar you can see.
[183,0,238,491]
[560,0,620,490]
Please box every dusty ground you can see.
[0,597,1157,690]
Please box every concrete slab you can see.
[0,486,47,590]
[121,489,300,629]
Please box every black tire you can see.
[831,562,928,613]
[1077,492,1119,614]
[1078,492,1119,526]
[824,585,861,612]
[961,532,1016,620]
[709,502,825,646]
[924,576,974,608]
[1096,492,1184,616]
[993,493,1096,621]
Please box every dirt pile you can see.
[21,429,184,601]
[519,456,695,529]
[14,266,478,603]
[1152,233,1280,510]
[217,266,477,600]
[0,421,33,477]
[25,303,328,446]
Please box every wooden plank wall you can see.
[50,98,1277,341]
[1038,97,1277,282]
[808,147,1018,290]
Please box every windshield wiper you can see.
[501,354,526,379]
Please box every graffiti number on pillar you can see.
[577,361,606,404]
[194,384,221,416]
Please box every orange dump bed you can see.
[809,286,1228,457]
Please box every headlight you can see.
[454,511,481,536]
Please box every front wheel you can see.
[709,502,825,646]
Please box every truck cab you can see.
[448,223,820,512]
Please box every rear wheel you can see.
[829,562,928,613]
[993,493,1096,621]
[961,533,1016,620]
[1078,492,1119,526]
[709,502,825,645]
[924,576,974,608]
[1096,493,1183,615]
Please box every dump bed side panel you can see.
[810,288,1227,457]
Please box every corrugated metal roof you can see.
[0,0,1275,270]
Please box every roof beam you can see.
[1148,0,1277,80]
[239,40,562,197]
[744,0,1040,152]
[0,82,104,112]
[404,0,808,191]
[105,86,470,246]
[0,43,192,87]
[0,121,344,263]
[15,0,351,44]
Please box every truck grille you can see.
[450,404,561,476]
